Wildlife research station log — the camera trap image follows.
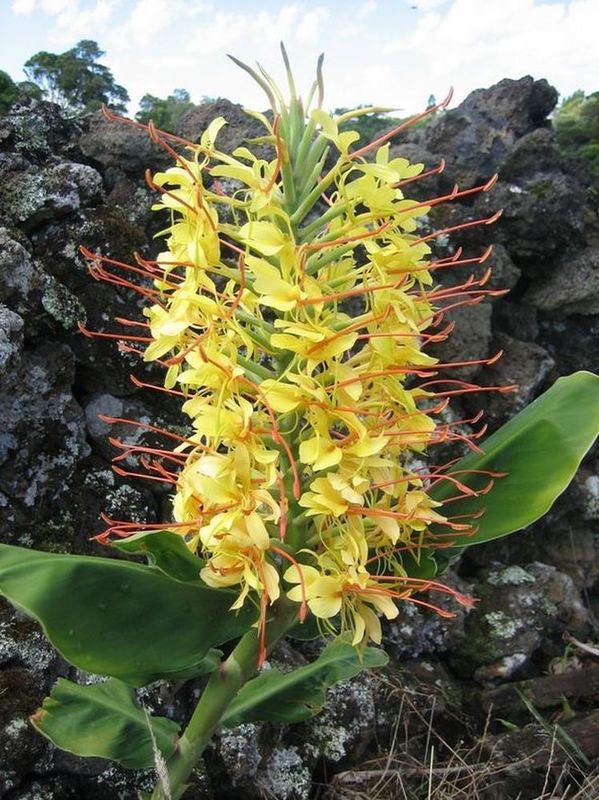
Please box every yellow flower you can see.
[246,254,303,311]
[200,523,280,610]
[299,474,363,517]
[284,562,399,645]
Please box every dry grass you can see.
[321,673,599,800]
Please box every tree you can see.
[17,81,43,101]
[0,70,18,114]
[24,40,129,116]
[0,71,44,115]
[135,88,194,131]
[554,90,599,175]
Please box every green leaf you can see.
[31,677,179,769]
[0,544,254,685]
[429,371,599,551]
[112,530,204,583]
[399,549,438,580]
[222,637,388,726]
[287,613,322,641]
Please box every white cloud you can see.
[11,0,37,13]
[113,0,176,46]
[296,7,329,44]
[412,0,450,10]
[7,0,599,117]
[184,10,247,54]
[382,0,599,110]
[357,0,378,18]
[13,0,116,39]
[37,0,73,12]
[53,0,115,36]
[183,4,329,54]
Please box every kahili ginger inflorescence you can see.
[81,49,513,664]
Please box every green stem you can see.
[150,601,298,800]
[305,242,357,275]
[237,355,274,380]
[297,203,346,243]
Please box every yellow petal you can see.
[262,562,281,603]
[351,608,366,645]
[359,604,382,644]
[246,512,270,549]
[201,116,227,149]
[239,221,287,256]
[368,592,399,620]
[261,380,303,413]
[375,515,400,544]
[308,595,343,619]
[283,563,320,585]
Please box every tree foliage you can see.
[554,90,599,175]
[135,88,194,130]
[336,99,437,146]
[23,39,129,116]
[0,70,18,114]
[336,105,403,144]
[0,70,45,115]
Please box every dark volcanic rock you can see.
[0,97,82,162]
[500,127,563,181]
[472,332,555,423]
[538,313,599,375]
[406,76,558,187]
[525,246,599,315]
[430,302,493,379]
[0,342,90,536]
[453,562,588,681]
[0,229,41,316]
[176,98,269,153]
[80,110,170,180]
[0,306,24,374]
[474,171,588,268]
[0,161,103,229]
[460,76,558,139]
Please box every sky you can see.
[1,0,598,115]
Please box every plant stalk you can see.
[150,600,298,800]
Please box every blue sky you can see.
[1,0,598,114]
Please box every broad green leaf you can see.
[429,371,599,552]
[0,544,254,685]
[399,549,438,580]
[112,530,204,583]
[287,613,322,641]
[31,678,179,770]
[222,637,388,726]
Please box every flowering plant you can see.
[1,48,598,800]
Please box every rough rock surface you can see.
[0,77,598,799]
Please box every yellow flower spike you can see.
[91,50,494,656]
